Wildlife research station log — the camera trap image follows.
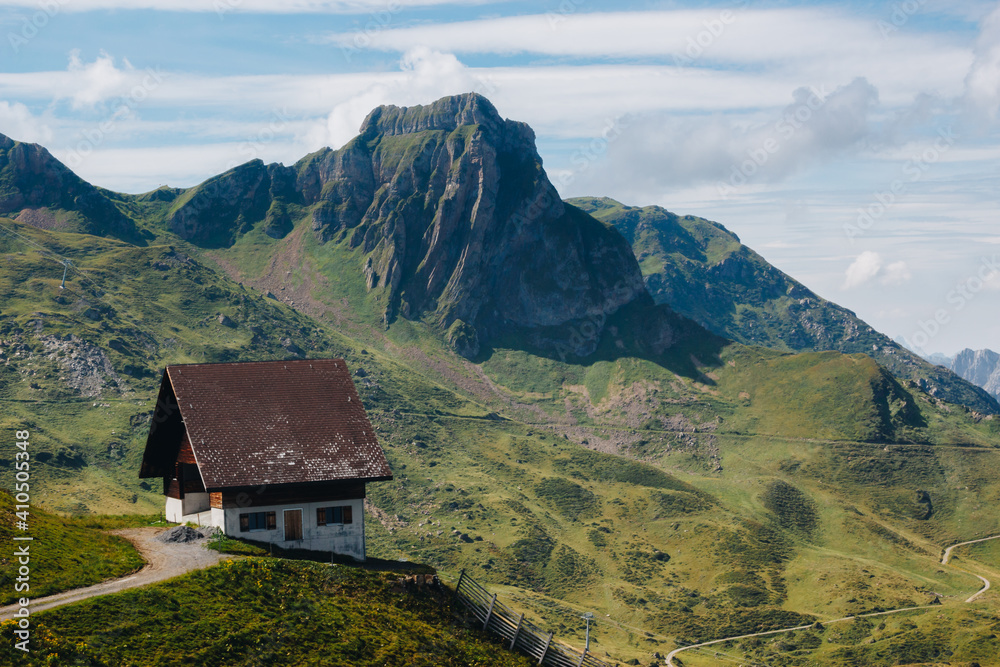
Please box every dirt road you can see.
[666,533,1000,666]
[0,527,231,621]
[941,534,1000,565]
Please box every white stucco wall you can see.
[165,493,211,522]
[165,496,184,523]
[219,497,366,561]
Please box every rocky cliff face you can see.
[0,133,140,243]
[951,348,1000,400]
[167,94,647,357]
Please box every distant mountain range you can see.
[572,196,999,414]
[917,348,1000,401]
[0,94,995,415]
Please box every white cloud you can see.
[324,9,930,62]
[844,251,884,289]
[323,9,972,104]
[0,0,481,12]
[0,101,52,143]
[843,252,912,289]
[881,260,912,286]
[49,143,269,192]
[0,51,163,111]
[571,78,879,199]
[67,49,133,109]
[759,241,801,249]
[964,3,1000,121]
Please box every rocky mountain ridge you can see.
[573,196,1000,414]
[0,134,141,243]
[165,94,646,358]
[0,94,995,413]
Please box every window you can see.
[317,505,353,526]
[239,511,276,532]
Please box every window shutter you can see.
[266,512,276,530]
[239,514,249,532]
[343,505,353,524]
[317,507,326,525]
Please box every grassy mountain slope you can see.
[6,214,999,663]
[0,490,147,605]
[570,196,1000,416]
[1,95,1000,664]
[0,558,534,667]
[0,219,487,514]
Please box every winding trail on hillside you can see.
[665,533,1000,667]
[0,528,230,621]
[941,534,1000,565]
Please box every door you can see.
[284,509,303,541]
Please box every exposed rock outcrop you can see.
[167,94,648,358]
[166,160,297,247]
[39,333,129,397]
[0,133,141,243]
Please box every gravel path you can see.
[0,527,231,621]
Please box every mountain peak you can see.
[357,93,537,156]
[0,133,141,243]
[360,93,506,137]
[164,93,644,357]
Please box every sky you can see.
[0,0,997,356]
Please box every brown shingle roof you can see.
[141,359,391,490]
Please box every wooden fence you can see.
[453,570,612,667]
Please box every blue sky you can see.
[0,0,998,355]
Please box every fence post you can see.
[538,632,554,666]
[453,569,466,605]
[577,648,587,667]
[483,593,498,631]
[510,613,524,650]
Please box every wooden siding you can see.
[164,477,182,499]
[210,492,223,509]
[177,434,197,464]
[215,481,366,509]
